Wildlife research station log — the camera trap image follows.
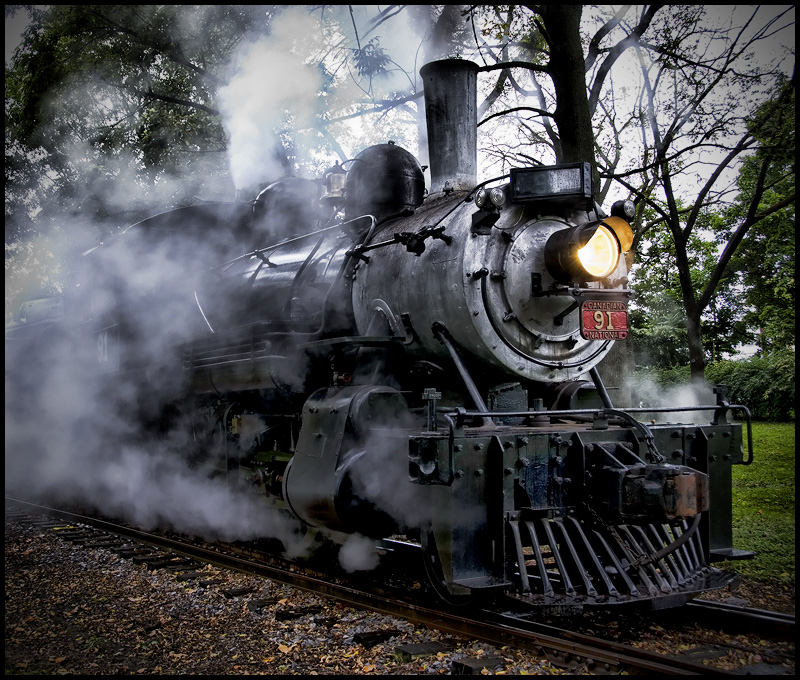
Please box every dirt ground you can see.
[5,518,794,675]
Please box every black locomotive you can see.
[6,59,754,610]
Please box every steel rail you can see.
[688,598,795,636]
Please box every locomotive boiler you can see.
[6,59,754,610]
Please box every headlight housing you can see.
[488,186,507,207]
[545,217,633,283]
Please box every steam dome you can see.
[345,142,424,222]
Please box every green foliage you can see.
[629,203,752,368]
[630,304,690,367]
[625,35,794,379]
[706,352,795,422]
[725,422,795,584]
[631,364,691,389]
[724,79,796,353]
[352,38,391,78]
[5,5,265,241]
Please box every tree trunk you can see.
[686,310,707,384]
[673,226,707,384]
[538,6,595,166]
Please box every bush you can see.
[706,351,795,421]
[632,364,691,388]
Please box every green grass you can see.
[724,422,795,584]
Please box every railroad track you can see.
[6,496,794,675]
[687,598,795,637]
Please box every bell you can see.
[320,164,346,206]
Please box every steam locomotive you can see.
[6,59,754,610]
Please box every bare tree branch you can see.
[587,5,663,117]
[585,5,632,72]
[478,105,551,126]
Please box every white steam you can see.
[338,533,381,573]
[4,215,305,546]
[217,6,434,190]
[628,377,719,424]
[219,8,324,190]
[345,434,431,531]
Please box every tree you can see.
[611,7,795,380]
[629,204,754,367]
[725,79,796,353]
[5,5,271,242]
[5,5,274,318]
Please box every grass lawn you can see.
[724,422,795,584]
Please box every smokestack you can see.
[420,59,479,194]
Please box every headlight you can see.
[474,188,487,208]
[611,199,636,220]
[545,217,633,282]
[577,224,619,278]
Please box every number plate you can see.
[580,301,628,340]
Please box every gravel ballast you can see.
[5,516,794,675]
[5,518,562,675]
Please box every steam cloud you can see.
[338,533,381,573]
[4,8,327,551]
[219,7,324,190]
[628,376,718,426]
[4,211,302,545]
[6,6,436,572]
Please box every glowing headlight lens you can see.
[576,225,619,278]
[545,218,631,283]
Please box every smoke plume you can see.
[219,7,324,190]
[4,206,305,546]
[4,10,332,550]
[6,5,439,569]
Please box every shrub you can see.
[706,351,795,421]
[632,364,691,388]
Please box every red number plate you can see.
[580,301,629,340]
